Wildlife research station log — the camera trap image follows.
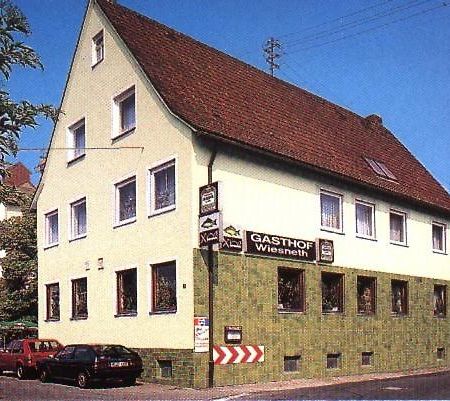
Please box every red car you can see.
[0,338,63,379]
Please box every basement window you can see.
[116,268,137,316]
[284,355,301,372]
[434,284,446,318]
[437,347,445,360]
[363,157,397,180]
[391,280,408,316]
[322,272,344,313]
[278,267,305,312]
[357,276,376,315]
[326,353,341,369]
[158,360,173,378]
[362,352,373,366]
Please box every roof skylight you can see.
[363,157,397,181]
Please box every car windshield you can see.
[92,345,134,357]
[28,341,60,352]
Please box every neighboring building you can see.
[33,0,450,388]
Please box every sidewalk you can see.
[140,366,450,400]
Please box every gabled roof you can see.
[96,0,450,216]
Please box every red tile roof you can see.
[96,0,450,216]
[5,163,35,194]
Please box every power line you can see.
[286,2,447,54]
[278,0,393,39]
[285,0,431,48]
[17,146,144,152]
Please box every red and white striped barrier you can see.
[213,345,264,365]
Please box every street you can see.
[2,371,450,400]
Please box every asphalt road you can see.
[2,371,450,400]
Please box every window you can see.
[284,355,301,372]
[432,222,446,253]
[46,283,60,321]
[113,87,135,137]
[158,360,173,378]
[363,157,397,180]
[326,353,341,369]
[434,284,446,317]
[74,346,95,362]
[322,272,344,313]
[355,201,375,239]
[115,177,136,225]
[70,198,87,239]
[357,276,376,315]
[45,210,59,246]
[149,160,176,215]
[72,278,88,319]
[68,119,86,161]
[152,262,177,313]
[437,347,446,360]
[390,210,407,245]
[391,280,408,315]
[278,267,305,312]
[362,352,373,366]
[320,191,343,232]
[92,30,104,65]
[116,268,137,315]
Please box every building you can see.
[33,0,450,388]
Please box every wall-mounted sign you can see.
[194,317,209,353]
[213,345,264,365]
[199,182,221,216]
[199,212,222,247]
[244,230,316,262]
[317,238,334,263]
[224,326,242,344]
[221,224,243,252]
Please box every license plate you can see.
[110,361,129,367]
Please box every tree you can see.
[0,185,37,321]
[0,0,57,179]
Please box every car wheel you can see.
[16,364,26,380]
[77,371,89,389]
[39,368,51,383]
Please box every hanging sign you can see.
[199,182,221,216]
[199,212,222,247]
[194,317,209,353]
[244,230,316,262]
[316,238,334,263]
[221,224,243,252]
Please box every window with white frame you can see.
[115,177,136,224]
[70,198,87,239]
[355,200,375,239]
[320,191,343,232]
[45,210,59,246]
[149,160,176,215]
[68,119,85,161]
[390,210,407,245]
[432,222,446,253]
[92,30,104,66]
[113,87,135,138]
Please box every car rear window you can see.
[92,345,134,357]
[28,341,60,352]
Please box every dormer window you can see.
[364,157,397,181]
[92,30,104,66]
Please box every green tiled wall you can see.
[193,249,449,387]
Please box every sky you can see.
[7,0,450,191]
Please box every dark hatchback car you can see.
[36,344,143,388]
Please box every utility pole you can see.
[263,37,282,77]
